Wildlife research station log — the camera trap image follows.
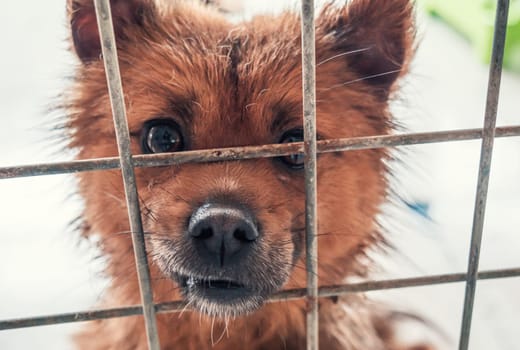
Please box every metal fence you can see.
[0,0,518,349]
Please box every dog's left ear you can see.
[68,0,156,64]
[316,0,415,98]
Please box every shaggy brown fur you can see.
[65,0,432,349]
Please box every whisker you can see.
[210,316,216,346]
[155,185,191,205]
[322,69,402,91]
[213,317,228,345]
[178,298,194,319]
[316,47,371,67]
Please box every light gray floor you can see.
[0,1,518,349]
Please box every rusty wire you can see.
[458,0,510,349]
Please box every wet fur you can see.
[65,0,432,349]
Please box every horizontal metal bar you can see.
[2,267,519,331]
[458,1,510,349]
[0,305,145,330]
[1,125,519,180]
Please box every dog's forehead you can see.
[123,24,304,144]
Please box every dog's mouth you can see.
[152,235,293,317]
[181,275,249,294]
[173,273,265,316]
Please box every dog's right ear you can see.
[316,0,415,99]
[67,0,156,64]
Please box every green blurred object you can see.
[421,0,520,72]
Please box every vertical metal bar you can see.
[300,0,319,349]
[458,1,509,349]
[93,1,161,349]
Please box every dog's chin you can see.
[172,273,268,317]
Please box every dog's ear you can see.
[67,0,156,63]
[317,0,415,97]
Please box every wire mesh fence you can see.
[0,0,517,349]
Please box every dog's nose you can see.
[188,203,259,267]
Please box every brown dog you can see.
[65,0,427,348]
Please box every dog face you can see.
[67,0,414,317]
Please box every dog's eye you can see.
[141,119,184,154]
[279,129,304,168]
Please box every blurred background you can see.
[0,0,518,349]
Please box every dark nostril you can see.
[189,225,214,239]
[233,227,258,242]
[233,228,247,242]
[199,227,213,239]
